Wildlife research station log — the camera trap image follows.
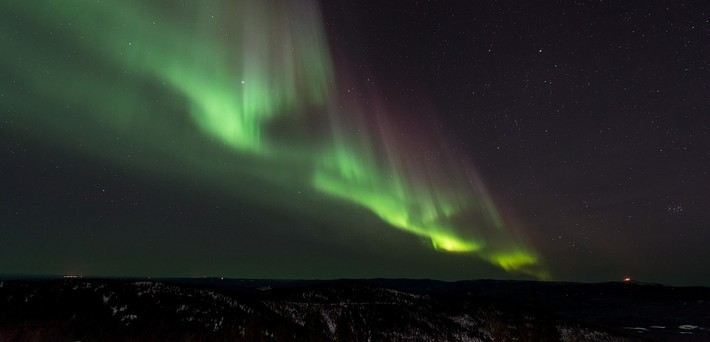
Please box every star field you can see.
[1,0,708,284]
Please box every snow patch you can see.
[322,309,338,334]
[623,327,649,332]
[450,314,478,330]
[111,305,127,315]
[211,317,224,331]
[121,314,138,322]
[558,325,612,342]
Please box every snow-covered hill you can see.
[0,278,707,341]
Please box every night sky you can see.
[1,1,708,285]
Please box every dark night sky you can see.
[1,1,708,285]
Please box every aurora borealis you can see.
[1,0,541,277]
[2,1,708,284]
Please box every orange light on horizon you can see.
[623,277,632,282]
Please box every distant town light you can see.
[623,277,632,282]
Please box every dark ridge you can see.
[0,277,708,341]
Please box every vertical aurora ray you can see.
[314,98,477,252]
[3,0,333,154]
[313,89,545,277]
[1,0,545,277]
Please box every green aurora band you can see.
[1,0,546,278]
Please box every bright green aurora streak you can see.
[1,0,546,278]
